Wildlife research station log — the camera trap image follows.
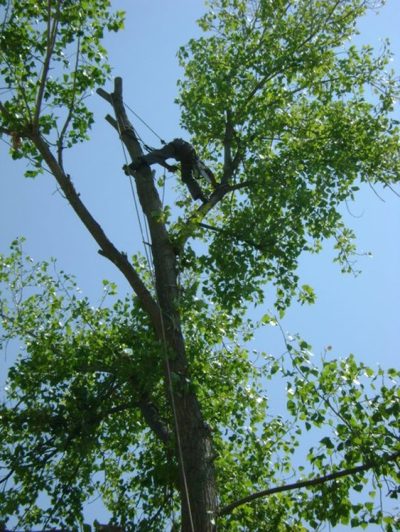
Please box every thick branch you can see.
[29,131,162,335]
[101,384,172,444]
[136,396,172,444]
[76,359,172,444]
[219,451,400,516]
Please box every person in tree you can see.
[126,138,216,202]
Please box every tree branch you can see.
[57,33,81,169]
[96,375,172,444]
[0,101,15,132]
[199,221,267,252]
[76,367,171,443]
[222,109,234,183]
[0,469,13,485]
[135,395,172,444]
[0,124,11,135]
[97,78,144,162]
[219,451,400,516]
[97,87,112,104]
[172,184,230,249]
[29,131,162,336]
[1,305,171,444]
[238,0,343,113]
[34,0,61,127]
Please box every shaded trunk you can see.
[153,250,218,532]
[134,146,218,532]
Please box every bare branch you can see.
[57,34,82,169]
[105,113,119,131]
[100,77,144,162]
[96,87,113,104]
[29,131,162,336]
[34,0,61,127]
[219,451,400,516]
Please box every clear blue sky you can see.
[0,1,399,529]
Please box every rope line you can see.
[117,136,153,272]
[115,117,195,531]
[156,303,195,532]
[125,102,166,145]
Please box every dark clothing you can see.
[143,138,196,167]
[130,139,213,202]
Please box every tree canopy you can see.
[0,0,399,530]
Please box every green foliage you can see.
[1,242,399,530]
[280,337,400,530]
[0,241,173,528]
[1,0,400,530]
[0,0,124,174]
[177,0,400,313]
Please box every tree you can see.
[0,0,399,530]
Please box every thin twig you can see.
[34,0,61,126]
[57,33,81,168]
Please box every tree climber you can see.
[125,138,216,203]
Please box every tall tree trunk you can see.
[134,141,218,532]
[153,248,218,532]
[98,78,218,531]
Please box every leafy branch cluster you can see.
[0,0,124,173]
[177,0,400,312]
[0,0,399,530]
[1,241,399,529]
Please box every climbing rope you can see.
[125,102,166,145]
[117,133,153,272]
[116,113,195,532]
